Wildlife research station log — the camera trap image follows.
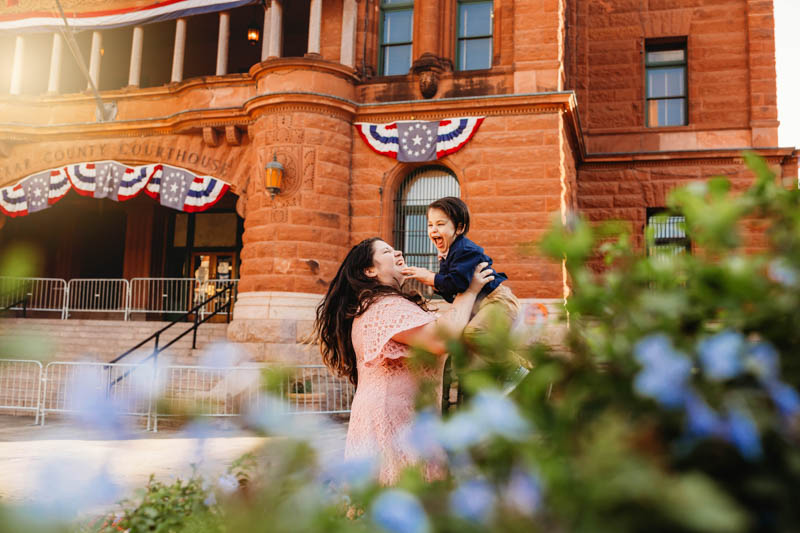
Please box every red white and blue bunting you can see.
[0,0,258,34]
[354,117,485,162]
[0,160,229,218]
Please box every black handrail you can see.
[107,282,236,381]
[0,284,30,318]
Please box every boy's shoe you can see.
[502,366,530,396]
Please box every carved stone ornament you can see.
[411,53,451,100]
[418,70,439,99]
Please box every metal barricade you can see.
[40,361,155,428]
[0,359,43,422]
[279,365,355,415]
[200,280,238,318]
[66,279,130,319]
[129,278,195,317]
[0,277,67,316]
[155,365,262,431]
[153,364,354,431]
[129,278,238,319]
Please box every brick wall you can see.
[238,110,353,295]
[350,112,571,299]
[577,157,791,254]
[567,0,779,153]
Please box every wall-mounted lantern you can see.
[264,153,284,199]
[246,21,260,46]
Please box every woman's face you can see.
[366,240,406,288]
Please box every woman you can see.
[314,237,493,484]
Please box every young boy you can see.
[402,197,528,393]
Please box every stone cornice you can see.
[581,147,796,169]
[0,90,576,143]
[354,91,576,122]
[249,57,360,84]
[0,91,358,142]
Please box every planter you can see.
[287,392,327,412]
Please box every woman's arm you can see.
[392,262,494,355]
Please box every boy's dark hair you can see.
[428,196,470,235]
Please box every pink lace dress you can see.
[345,295,447,484]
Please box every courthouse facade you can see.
[0,0,795,360]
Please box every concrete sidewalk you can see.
[0,414,347,510]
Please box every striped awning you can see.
[0,0,259,33]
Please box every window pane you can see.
[404,213,435,255]
[459,1,492,38]
[664,98,685,126]
[384,44,411,75]
[649,215,686,240]
[650,98,686,127]
[460,37,492,70]
[648,67,684,98]
[383,9,413,44]
[647,49,685,64]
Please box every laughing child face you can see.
[427,207,464,257]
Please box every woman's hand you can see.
[401,266,436,287]
[466,262,494,295]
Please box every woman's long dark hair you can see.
[313,237,426,387]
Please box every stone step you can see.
[0,318,229,363]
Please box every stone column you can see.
[268,0,282,58]
[128,26,144,87]
[307,0,322,55]
[88,31,102,89]
[415,0,440,60]
[171,18,187,82]
[261,3,272,61]
[9,35,24,95]
[340,0,357,68]
[216,11,230,75]
[47,33,63,94]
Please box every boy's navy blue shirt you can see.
[433,234,506,303]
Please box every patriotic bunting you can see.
[355,117,485,162]
[0,160,230,218]
[0,0,258,33]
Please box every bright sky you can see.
[774,0,800,149]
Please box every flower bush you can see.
[2,152,799,532]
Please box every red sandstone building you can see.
[0,0,795,360]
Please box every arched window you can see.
[394,166,460,295]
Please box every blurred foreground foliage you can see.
[1,153,799,533]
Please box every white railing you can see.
[0,359,43,423]
[66,279,131,319]
[0,277,237,320]
[23,362,353,431]
[0,277,67,317]
[39,361,155,428]
[129,278,238,318]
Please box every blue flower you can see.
[697,330,745,381]
[747,342,780,382]
[767,381,800,418]
[319,456,377,491]
[633,335,692,407]
[204,492,218,507]
[768,259,798,287]
[449,478,496,524]
[437,412,484,452]
[633,334,676,367]
[404,408,445,460]
[725,408,762,461]
[684,392,724,438]
[503,468,542,517]
[217,473,239,494]
[471,390,532,440]
[371,490,431,533]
